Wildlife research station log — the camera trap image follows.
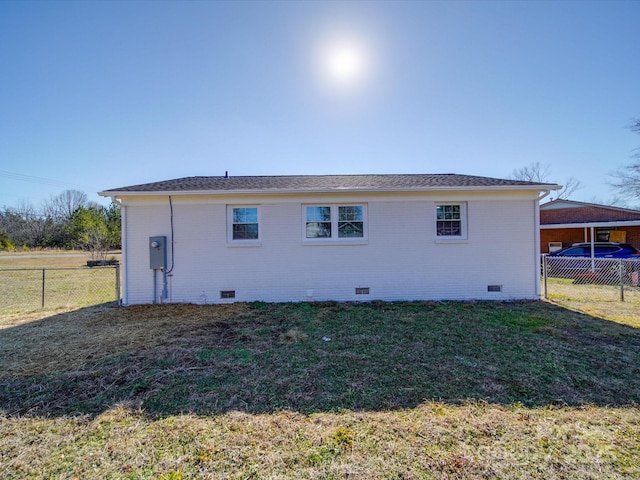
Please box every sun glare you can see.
[318,37,370,90]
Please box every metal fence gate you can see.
[542,255,640,302]
[0,265,121,314]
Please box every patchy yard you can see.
[1,300,639,478]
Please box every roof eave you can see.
[541,220,640,229]
[99,184,559,198]
[541,198,640,215]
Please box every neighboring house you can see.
[99,174,558,305]
[540,199,640,253]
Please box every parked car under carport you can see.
[544,242,640,284]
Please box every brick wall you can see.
[541,205,640,224]
[121,192,541,304]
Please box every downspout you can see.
[110,196,127,306]
[534,191,550,298]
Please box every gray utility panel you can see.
[149,236,167,270]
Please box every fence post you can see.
[542,254,548,299]
[619,259,624,302]
[41,268,46,309]
[115,263,121,305]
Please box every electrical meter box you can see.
[149,236,167,270]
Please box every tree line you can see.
[0,189,120,257]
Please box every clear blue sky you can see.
[1,0,638,209]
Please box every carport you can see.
[540,199,640,256]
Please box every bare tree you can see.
[587,194,632,209]
[511,162,551,183]
[510,162,582,200]
[9,201,56,247]
[42,189,88,221]
[610,119,640,202]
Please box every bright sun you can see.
[319,37,370,90]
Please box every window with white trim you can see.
[228,206,259,243]
[304,204,366,241]
[436,203,467,239]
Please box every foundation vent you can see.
[487,285,502,292]
[355,287,370,295]
[220,290,236,299]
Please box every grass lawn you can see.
[1,298,639,479]
[545,277,640,328]
[0,250,122,314]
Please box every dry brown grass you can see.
[546,278,640,328]
[0,250,121,269]
[0,303,248,378]
[1,402,638,479]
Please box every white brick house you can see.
[99,174,559,305]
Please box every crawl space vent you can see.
[487,285,503,292]
[220,290,236,299]
[355,287,370,295]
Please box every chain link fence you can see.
[0,265,120,314]
[542,255,640,302]
[4,257,638,313]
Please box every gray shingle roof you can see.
[100,173,558,195]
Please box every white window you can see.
[304,204,366,242]
[228,206,260,244]
[436,203,467,239]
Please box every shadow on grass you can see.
[1,301,639,418]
